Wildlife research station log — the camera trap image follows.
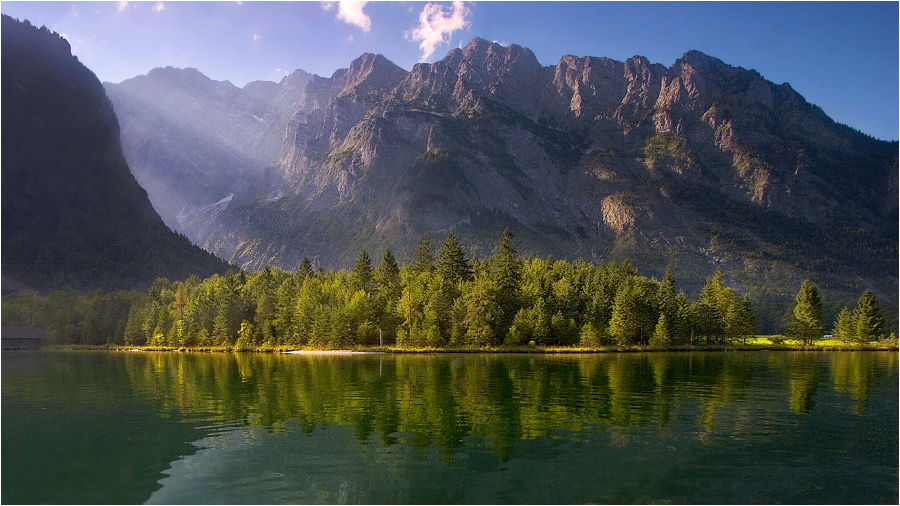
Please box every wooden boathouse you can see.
[2,326,44,349]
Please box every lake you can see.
[2,350,897,504]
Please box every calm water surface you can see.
[2,350,897,504]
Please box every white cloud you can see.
[152,2,165,13]
[407,1,471,61]
[335,1,371,32]
[117,1,128,12]
[252,34,260,41]
[321,1,335,11]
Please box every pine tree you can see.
[464,275,500,346]
[832,306,856,343]
[787,280,823,345]
[697,269,725,344]
[649,313,671,348]
[123,305,145,345]
[609,282,640,346]
[297,257,314,280]
[374,248,401,295]
[854,290,884,342]
[491,228,521,333]
[657,266,677,317]
[734,296,755,344]
[437,232,472,285]
[411,234,434,273]
[351,249,374,293]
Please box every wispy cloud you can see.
[407,1,471,61]
[324,1,371,32]
[152,2,165,13]
[117,1,128,12]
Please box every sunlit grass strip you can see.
[52,339,898,353]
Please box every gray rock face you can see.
[109,37,897,300]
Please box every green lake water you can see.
[2,350,897,504]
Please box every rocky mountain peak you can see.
[280,68,314,89]
[332,52,407,97]
[675,50,722,71]
[455,37,544,78]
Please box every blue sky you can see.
[3,1,897,140]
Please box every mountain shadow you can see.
[1,15,230,292]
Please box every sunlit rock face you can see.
[108,36,897,301]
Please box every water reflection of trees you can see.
[113,351,899,459]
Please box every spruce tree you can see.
[649,312,671,348]
[351,249,374,293]
[788,280,823,345]
[609,282,639,346]
[411,234,434,273]
[854,290,884,342]
[490,228,522,334]
[697,269,725,344]
[437,232,472,285]
[832,306,856,343]
[297,257,314,280]
[374,247,401,297]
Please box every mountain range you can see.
[1,15,229,291]
[104,37,897,307]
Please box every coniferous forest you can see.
[2,230,892,349]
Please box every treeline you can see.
[2,230,892,348]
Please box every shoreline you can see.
[36,342,900,354]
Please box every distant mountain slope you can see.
[104,66,311,239]
[107,37,897,305]
[1,15,229,291]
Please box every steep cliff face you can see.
[1,15,228,291]
[104,66,311,236]
[110,36,897,301]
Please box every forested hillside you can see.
[4,231,891,348]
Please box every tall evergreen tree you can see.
[609,282,641,346]
[374,247,401,296]
[437,232,472,285]
[351,249,374,293]
[697,269,725,344]
[297,257,314,280]
[832,306,856,343]
[854,290,884,342]
[490,228,522,333]
[411,234,434,273]
[649,312,671,348]
[787,280,823,345]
